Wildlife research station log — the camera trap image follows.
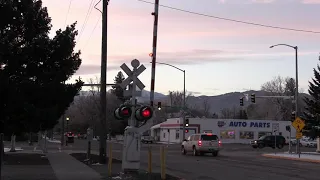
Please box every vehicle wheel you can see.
[193,147,198,156]
[252,146,257,149]
[258,144,264,149]
[181,146,186,155]
[212,151,218,157]
[277,144,284,149]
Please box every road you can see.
[9,139,320,180]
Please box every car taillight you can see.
[72,133,74,136]
[198,140,202,146]
[218,140,222,147]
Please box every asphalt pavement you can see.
[7,139,320,180]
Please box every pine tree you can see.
[304,58,320,137]
[0,0,83,135]
[111,71,126,102]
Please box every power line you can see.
[64,0,73,27]
[136,0,320,34]
[77,0,96,43]
[82,16,101,50]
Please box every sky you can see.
[42,0,320,96]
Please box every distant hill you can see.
[77,89,310,118]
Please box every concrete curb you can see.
[262,154,320,164]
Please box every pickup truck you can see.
[141,136,154,144]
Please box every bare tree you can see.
[220,108,233,119]
[261,76,300,120]
[201,98,211,118]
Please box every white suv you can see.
[181,133,221,156]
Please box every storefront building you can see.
[150,118,296,144]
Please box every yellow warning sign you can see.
[292,117,305,132]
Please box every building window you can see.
[176,130,180,139]
[240,131,254,139]
[163,132,165,138]
[220,130,235,139]
[258,132,272,138]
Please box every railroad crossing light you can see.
[157,102,162,110]
[135,106,153,122]
[286,125,291,132]
[185,118,189,127]
[291,111,296,122]
[114,105,132,120]
[251,93,256,103]
[240,97,244,106]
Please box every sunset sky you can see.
[42,0,320,96]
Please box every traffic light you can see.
[286,125,291,132]
[291,111,296,122]
[135,106,153,122]
[185,129,189,133]
[185,118,189,127]
[114,105,132,120]
[240,97,244,106]
[251,93,256,103]
[157,102,162,110]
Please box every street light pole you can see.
[270,44,299,153]
[151,62,187,141]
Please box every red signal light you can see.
[142,108,151,118]
[114,105,132,120]
[185,130,188,133]
[121,108,130,116]
[135,106,153,122]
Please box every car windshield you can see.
[201,134,218,141]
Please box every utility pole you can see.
[149,0,160,107]
[99,0,109,164]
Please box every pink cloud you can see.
[302,0,320,4]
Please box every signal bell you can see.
[114,105,132,120]
[135,106,153,122]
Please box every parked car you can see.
[300,139,317,147]
[77,133,87,139]
[65,132,74,143]
[141,136,154,144]
[250,135,286,149]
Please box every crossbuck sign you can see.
[120,59,146,97]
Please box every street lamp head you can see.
[66,117,70,121]
[269,45,274,48]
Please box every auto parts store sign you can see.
[229,121,271,128]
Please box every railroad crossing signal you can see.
[114,105,132,120]
[251,93,256,103]
[135,106,153,122]
[292,117,305,132]
[120,60,146,97]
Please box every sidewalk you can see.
[47,152,102,180]
[262,152,320,163]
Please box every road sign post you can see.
[292,117,305,158]
[120,59,146,172]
